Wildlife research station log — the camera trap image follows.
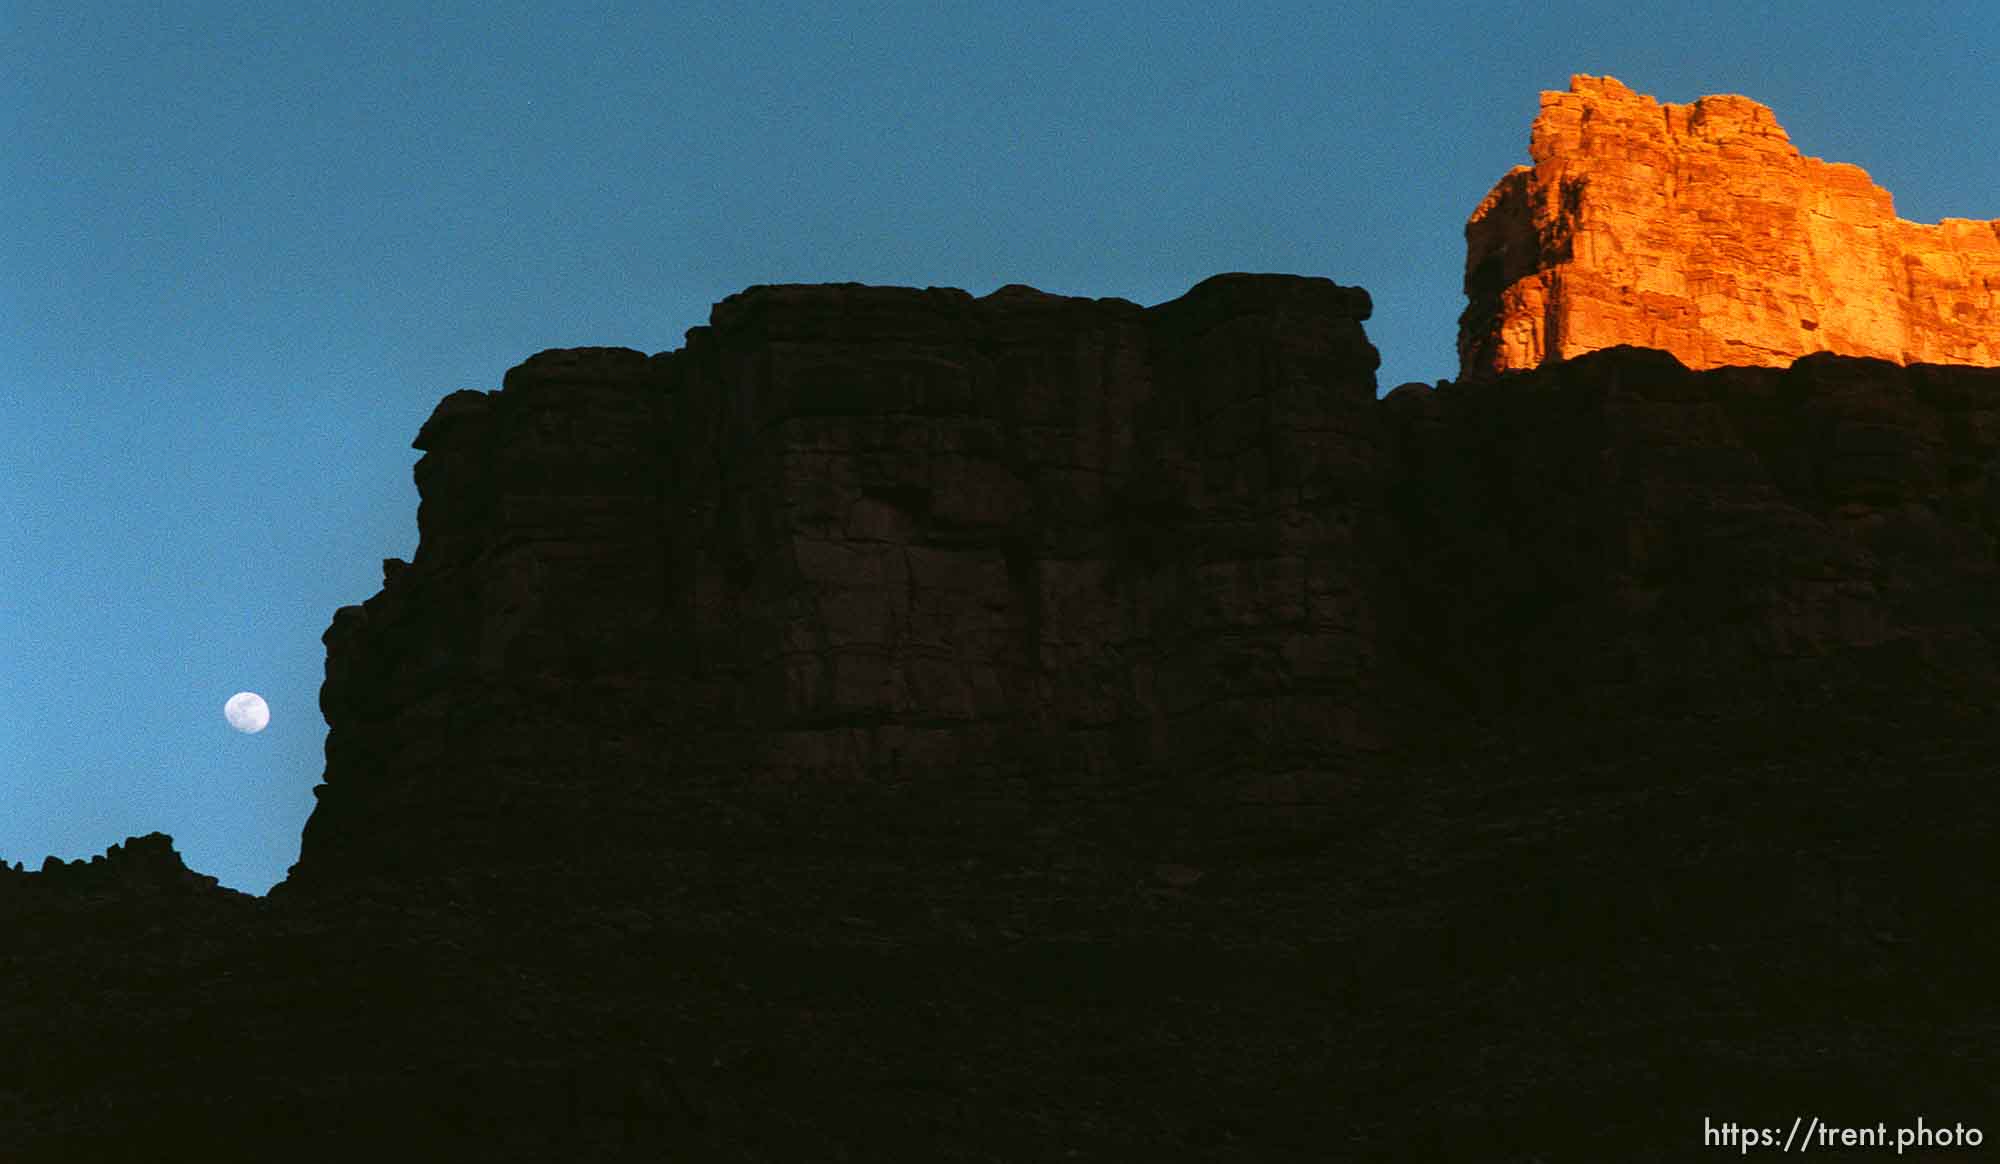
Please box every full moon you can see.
[224,691,270,734]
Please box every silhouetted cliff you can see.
[5,274,1996,1161]
[290,274,1394,896]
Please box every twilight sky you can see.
[5,1,1996,892]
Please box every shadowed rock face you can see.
[1389,348,2000,728]
[289,274,1394,892]
[6,275,1997,1161]
[289,278,2000,900]
[1460,75,2000,378]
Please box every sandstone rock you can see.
[1460,74,2000,378]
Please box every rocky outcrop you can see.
[289,274,1393,892]
[268,287,1998,1156]
[292,277,2000,901]
[4,832,236,897]
[1460,75,2000,378]
[9,270,2000,1158]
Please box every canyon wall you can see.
[1460,74,2000,378]
[290,275,1395,891]
[9,273,2000,1159]
[15,72,2000,1153]
[285,271,2000,904]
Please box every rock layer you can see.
[1460,74,2000,378]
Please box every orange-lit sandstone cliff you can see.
[1459,74,2000,378]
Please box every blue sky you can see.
[5,1,1996,892]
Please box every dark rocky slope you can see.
[5,275,1995,1161]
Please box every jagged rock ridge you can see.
[6,274,1997,1159]
[1460,74,2000,378]
[1,833,236,897]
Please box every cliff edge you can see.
[1460,74,2000,377]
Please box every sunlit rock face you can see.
[1459,74,2000,378]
